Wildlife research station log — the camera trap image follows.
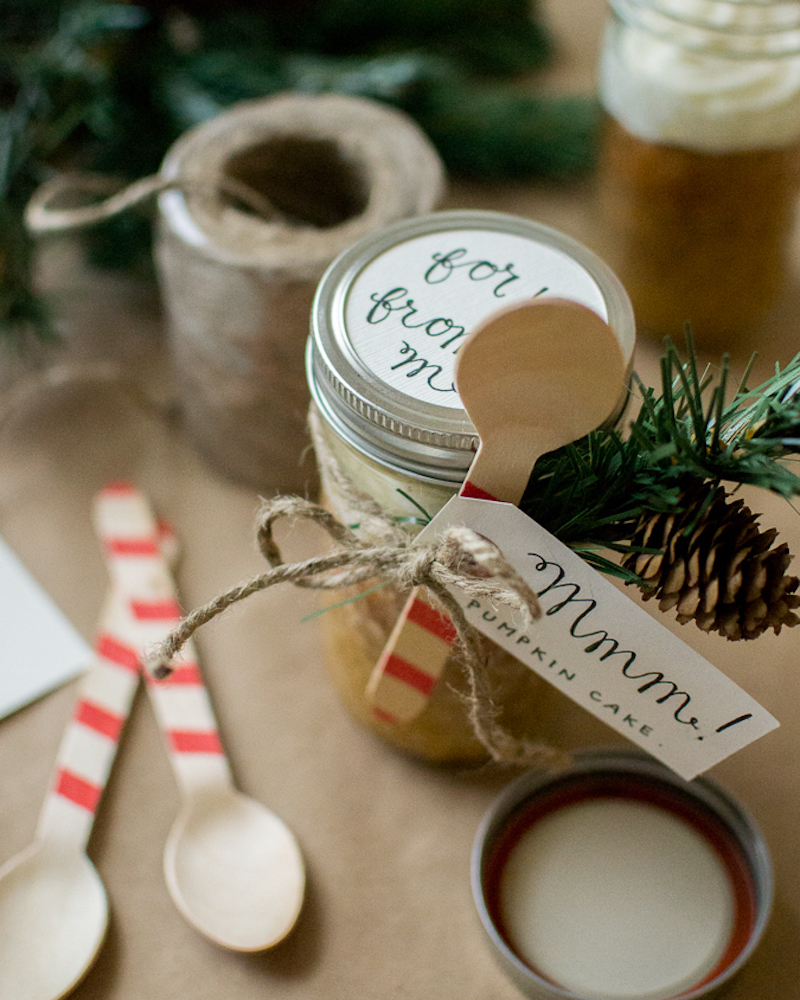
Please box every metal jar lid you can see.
[307,210,636,485]
[472,749,773,1000]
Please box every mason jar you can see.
[597,0,800,347]
[306,210,636,763]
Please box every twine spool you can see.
[154,92,446,494]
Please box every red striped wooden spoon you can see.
[0,518,180,1000]
[94,483,305,952]
[366,298,628,724]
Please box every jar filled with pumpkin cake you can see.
[596,0,800,348]
[306,210,635,764]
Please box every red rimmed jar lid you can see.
[472,749,772,1000]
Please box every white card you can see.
[0,535,91,719]
[418,497,778,780]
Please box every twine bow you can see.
[148,494,561,767]
[151,494,541,678]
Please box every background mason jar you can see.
[596,0,800,348]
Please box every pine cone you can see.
[623,481,800,640]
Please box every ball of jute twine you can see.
[158,92,445,495]
[148,410,570,772]
[26,92,446,495]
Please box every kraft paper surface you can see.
[3,2,800,996]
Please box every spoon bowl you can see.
[456,297,628,504]
[0,842,107,1000]
[164,788,305,951]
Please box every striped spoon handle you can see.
[35,593,140,850]
[92,482,232,798]
[35,521,178,850]
[365,480,496,726]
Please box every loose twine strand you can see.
[24,171,281,234]
[149,494,566,768]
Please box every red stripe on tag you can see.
[406,598,457,644]
[372,705,398,724]
[169,730,223,754]
[55,769,101,812]
[105,537,160,556]
[96,633,140,672]
[75,699,123,740]
[459,480,498,501]
[101,481,135,496]
[382,654,437,696]
[130,598,182,621]
[151,664,201,685]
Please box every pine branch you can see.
[0,0,594,342]
[522,336,800,590]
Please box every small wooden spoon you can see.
[0,529,177,1000]
[95,483,305,951]
[456,297,627,503]
[366,298,628,723]
[163,788,305,951]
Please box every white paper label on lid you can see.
[344,229,609,409]
[418,497,778,780]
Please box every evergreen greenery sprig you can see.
[521,337,800,582]
[0,0,598,343]
[0,1,155,342]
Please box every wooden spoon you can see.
[94,483,305,951]
[366,298,628,724]
[0,526,177,1000]
[455,297,628,504]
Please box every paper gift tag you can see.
[0,535,91,719]
[418,497,778,780]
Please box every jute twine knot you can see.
[148,494,567,769]
[150,493,541,677]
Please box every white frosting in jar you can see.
[600,0,800,151]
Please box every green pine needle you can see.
[521,336,800,585]
[0,0,594,342]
